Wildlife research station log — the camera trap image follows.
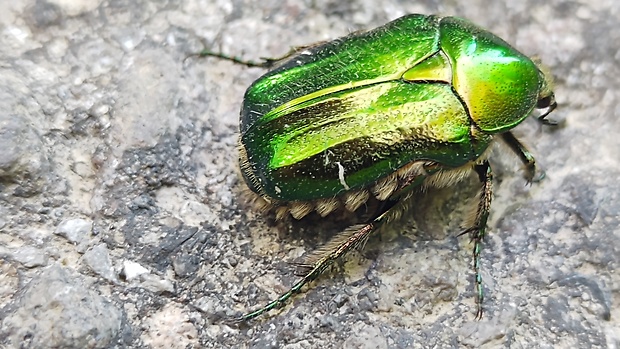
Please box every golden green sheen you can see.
[238,15,546,201]
[269,82,469,168]
[440,17,541,132]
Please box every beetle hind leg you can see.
[192,41,330,69]
[231,223,377,322]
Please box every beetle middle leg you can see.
[460,160,493,320]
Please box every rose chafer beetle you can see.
[201,14,557,321]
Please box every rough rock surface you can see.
[0,1,618,348]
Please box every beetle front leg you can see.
[461,160,493,320]
[500,132,542,183]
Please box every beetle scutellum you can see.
[200,14,557,321]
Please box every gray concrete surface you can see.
[0,0,618,348]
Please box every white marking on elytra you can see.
[336,161,350,190]
[324,150,333,166]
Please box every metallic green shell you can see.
[239,14,545,202]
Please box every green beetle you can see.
[201,14,557,321]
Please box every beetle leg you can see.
[232,170,437,322]
[460,160,493,320]
[500,132,542,184]
[189,50,274,68]
[191,41,330,69]
[233,222,377,322]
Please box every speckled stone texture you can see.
[0,1,618,348]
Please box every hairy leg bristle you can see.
[289,201,314,220]
[315,198,341,217]
[275,206,290,221]
[372,175,398,201]
[343,189,370,212]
